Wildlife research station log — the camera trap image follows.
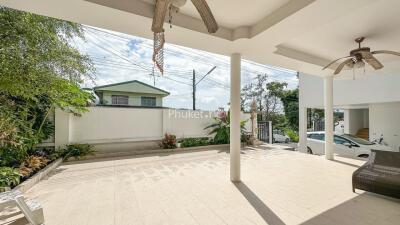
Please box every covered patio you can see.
[1,0,400,224]
[3,0,400,178]
[3,145,400,225]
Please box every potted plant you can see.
[160,133,177,149]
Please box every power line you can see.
[86,25,297,84]
[86,31,152,72]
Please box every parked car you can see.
[306,131,393,158]
[273,130,291,143]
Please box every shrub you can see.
[180,137,211,148]
[285,129,299,143]
[160,134,177,149]
[28,147,58,161]
[0,148,27,167]
[19,156,49,178]
[241,133,250,144]
[0,167,20,188]
[58,144,96,161]
[19,166,33,179]
[205,110,248,145]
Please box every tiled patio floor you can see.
[5,145,400,225]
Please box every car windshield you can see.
[341,134,374,145]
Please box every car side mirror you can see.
[343,142,352,148]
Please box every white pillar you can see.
[298,106,308,153]
[268,121,273,144]
[343,109,350,134]
[324,76,334,160]
[230,53,241,182]
[298,72,308,153]
[54,108,71,148]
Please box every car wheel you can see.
[285,138,289,143]
[358,154,369,158]
[307,147,313,154]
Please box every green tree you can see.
[0,7,93,110]
[241,74,268,112]
[265,81,287,121]
[280,88,299,131]
[0,7,94,165]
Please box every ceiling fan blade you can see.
[334,58,353,75]
[346,60,355,69]
[366,56,384,70]
[372,50,400,57]
[322,56,352,70]
[191,0,219,33]
[361,52,383,70]
[152,0,170,33]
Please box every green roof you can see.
[93,80,170,96]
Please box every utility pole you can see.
[192,66,217,110]
[192,69,196,110]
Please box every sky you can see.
[74,26,298,111]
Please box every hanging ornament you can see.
[153,32,165,75]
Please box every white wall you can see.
[70,107,163,143]
[370,102,400,152]
[54,108,72,147]
[343,109,368,135]
[55,107,252,149]
[300,73,400,107]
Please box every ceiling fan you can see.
[151,0,219,74]
[323,37,400,75]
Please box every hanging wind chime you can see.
[151,0,219,75]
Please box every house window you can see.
[141,97,156,107]
[111,95,129,105]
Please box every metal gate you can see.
[257,121,271,142]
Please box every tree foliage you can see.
[0,7,94,110]
[280,88,299,130]
[0,7,94,167]
[241,74,288,123]
[241,73,300,139]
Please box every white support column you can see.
[343,109,350,134]
[54,108,71,148]
[324,76,334,160]
[298,106,308,153]
[298,72,308,153]
[230,53,241,182]
[268,121,273,144]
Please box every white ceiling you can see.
[171,0,292,29]
[281,0,400,65]
[1,0,400,78]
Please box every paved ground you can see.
[3,144,400,225]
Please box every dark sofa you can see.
[352,150,400,199]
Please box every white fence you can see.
[54,107,252,151]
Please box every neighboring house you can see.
[93,80,169,107]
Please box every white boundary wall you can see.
[55,107,252,150]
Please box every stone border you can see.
[78,144,231,161]
[14,158,63,193]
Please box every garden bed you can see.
[0,144,95,192]
[14,158,63,193]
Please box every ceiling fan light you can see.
[355,60,365,68]
[171,0,187,7]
